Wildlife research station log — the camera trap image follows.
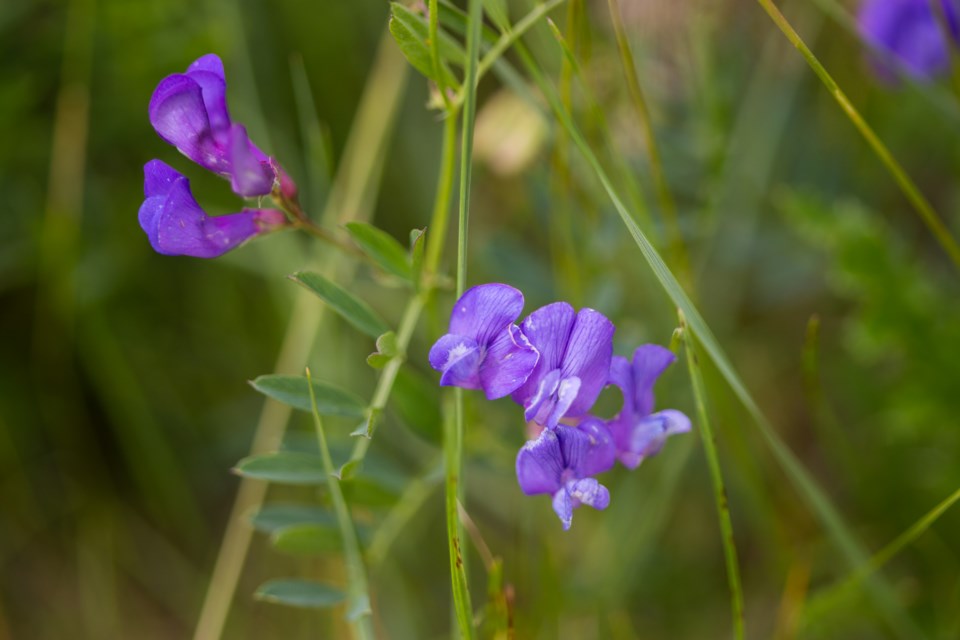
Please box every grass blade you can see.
[680,311,745,640]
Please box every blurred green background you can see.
[2,0,960,638]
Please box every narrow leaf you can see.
[389,3,462,86]
[250,374,366,417]
[345,222,414,282]
[255,579,345,609]
[234,452,326,486]
[249,504,335,534]
[271,523,343,555]
[289,271,389,338]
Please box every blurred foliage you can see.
[2,0,960,638]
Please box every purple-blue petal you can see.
[448,283,526,345]
[630,409,692,459]
[428,334,483,391]
[516,428,563,496]
[149,75,224,172]
[629,344,676,417]
[522,368,563,424]
[559,308,615,417]
[511,302,575,407]
[551,489,574,530]
[573,418,616,478]
[139,170,281,258]
[858,0,959,80]
[185,54,230,133]
[143,159,183,197]
[478,324,539,399]
[567,478,610,511]
[608,355,635,417]
[228,123,275,197]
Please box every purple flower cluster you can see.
[429,283,690,530]
[140,54,294,258]
[858,0,960,81]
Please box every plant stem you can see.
[445,0,482,637]
[425,111,460,276]
[305,369,373,639]
[755,0,960,272]
[679,312,745,640]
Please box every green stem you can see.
[444,0,482,637]
[305,369,373,639]
[424,111,460,276]
[429,0,453,111]
[755,0,960,272]
[679,312,745,640]
[348,294,425,463]
[451,0,568,108]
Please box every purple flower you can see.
[138,159,286,258]
[429,284,540,399]
[510,302,615,429]
[149,54,277,196]
[607,344,690,469]
[858,0,960,81]
[515,419,615,530]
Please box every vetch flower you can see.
[858,0,960,81]
[510,302,615,429]
[149,54,278,196]
[607,344,691,469]
[138,159,287,258]
[515,419,615,530]
[428,284,540,399]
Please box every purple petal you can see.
[515,429,563,495]
[149,75,224,172]
[143,159,183,197]
[629,409,691,459]
[522,368,562,423]
[858,0,955,80]
[228,123,275,197]
[559,309,615,417]
[567,478,610,511]
[629,344,676,417]
[551,489,574,530]
[448,284,525,346]
[555,424,603,477]
[139,174,279,258]
[428,334,482,391]
[573,418,616,477]
[544,376,580,428]
[479,324,539,400]
[185,54,230,133]
[607,354,634,414]
[511,302,576,406]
